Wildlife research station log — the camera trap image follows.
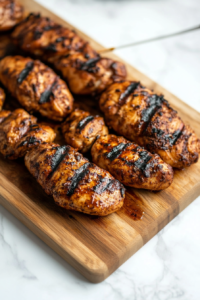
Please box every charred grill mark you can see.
[152,127,165,137]
[17,61,34,84]
[93,177,114,194]
[34,30,42,40]
[39,80,57,104]
[45,43,57,52]
[18,136,41,148]
[76,115,94,132]
[141,95,164,124]
[165,129,183,146]
[94,176,124,195]
[119,82,140,105]
[67,162,91,196]
[106,143,132,162]
[80,57,100,72]
[134,151,152,177]
[152,127,183,146]
[48,145,70,179]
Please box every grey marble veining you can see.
[0,0,200,299]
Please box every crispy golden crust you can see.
[0,0,23,31]
[91,134,173,190]
[0,108,56,159]
[11,13,97,62]
[25,143,125,216]
[61,109,108,153]
[0,87,5,111]
[0,56,74,121]
[99,81,200,169]
[54,52,127,94]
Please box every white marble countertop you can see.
[1,0,200,299]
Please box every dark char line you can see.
[67,162,91,196]
[152,127,183,146]
[39,80,57,104]
[17,61,34,84]
[48,145,70,179]
[106,143,132,162]
[142,94,164,124]
[76,115,94,132]
[80,57,100,71]
[165,129,183,146]
[134,151,152,172]
[94,178,114,195]
[119,82,140,104]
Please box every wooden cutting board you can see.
[0,0,200,283]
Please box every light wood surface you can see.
[0,0,200,283]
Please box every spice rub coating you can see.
[0,108,56,159]
[0,55,74,121]
[11,12,97,63]
[62,109,108,153]
[91,134,173,190]
[0,0,23,31]
[99,81,200,169]
[54,52,127,95]
[25,143,125,216]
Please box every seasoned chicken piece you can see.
[11,13,127,95]
[54,53,127,95]
[0,0,23,31]
[62,109,108,153]
[0,108,56,159]
[100,81,200,169]
[25,143,125,216]
[0,87,5,110]
[12,13,97,63]
[91,134,173,190]
[0,56,74,121]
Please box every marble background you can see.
[1,0,200,299]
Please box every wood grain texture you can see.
[0,0,200,283]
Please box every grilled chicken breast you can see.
[0,0,23,31]
[0,108,56,159]
[99,81,200,169]
[0,56,74,121]
[11,12,97,63]
[91,134,173,190]
[54,53,127,94]
[25,143,125,216]
[0,87,5,110]
[12,13,127,95]
[62,109,108,153]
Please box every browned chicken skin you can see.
[91,134,173,190]
[54,53,127,95]
[0,108,56,159]
[0,56,74,121]
[62,109,108,153]
[0,0,23,31]
[12,13,127,95]
[25,143,125,216]
[0,87,5,110]
[11,13,98,63]
[99,81,200,169]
